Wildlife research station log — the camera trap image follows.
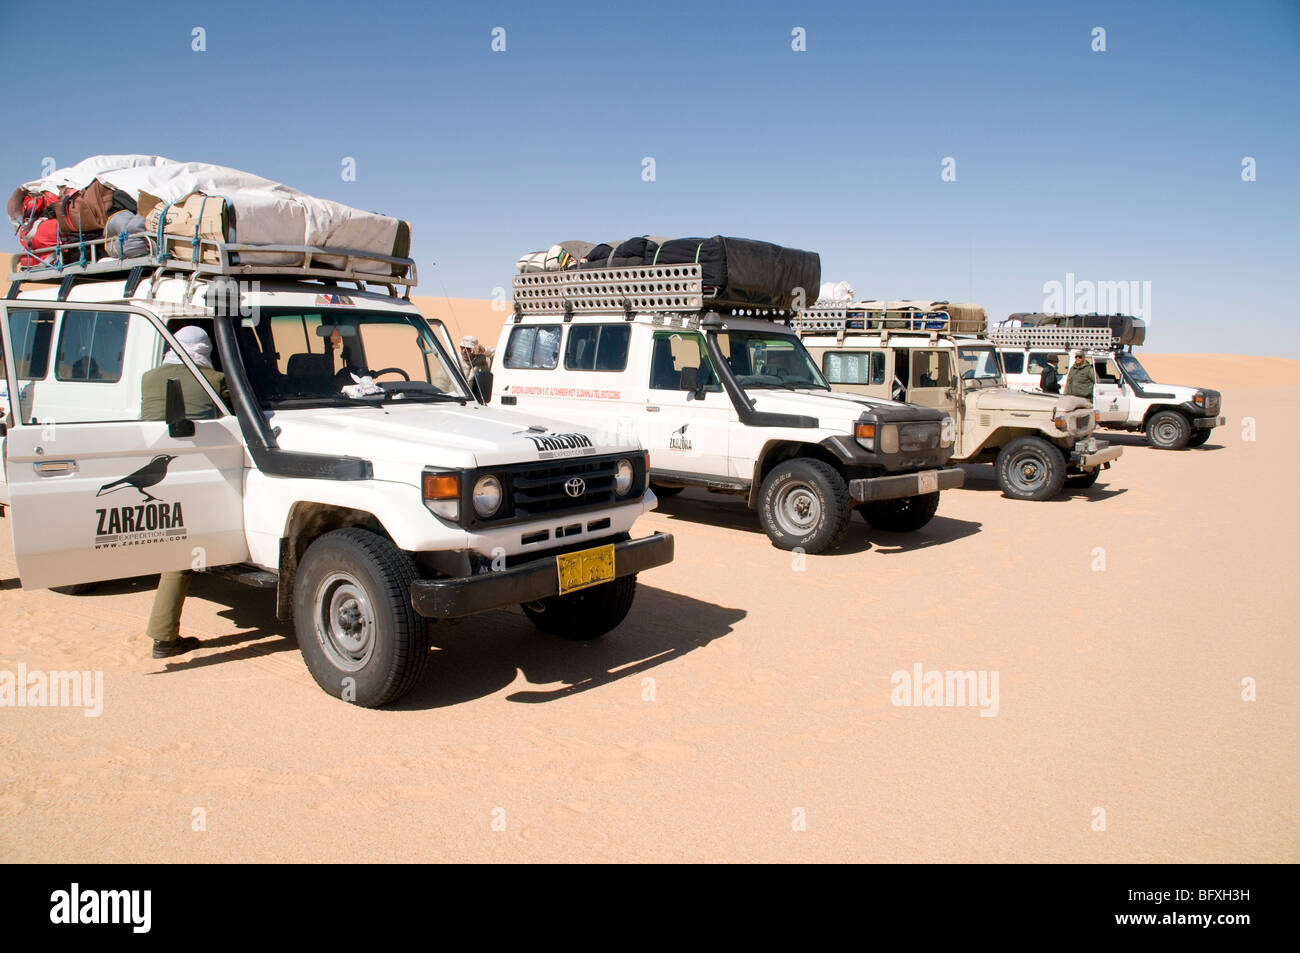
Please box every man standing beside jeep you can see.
[1065,350,1095,402]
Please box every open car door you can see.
[1,302,248,589]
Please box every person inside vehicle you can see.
[892,351,910,400]
[140,326,229,659]
[458,335,495,379]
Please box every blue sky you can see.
[2,0,1296,355]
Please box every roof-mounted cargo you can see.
[791,303,987,336]
[994,313,1145,348]
[987,325,1117,350]
[6,233,417,294]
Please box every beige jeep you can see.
[795,305,1122,500]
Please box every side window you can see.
[565,324,631,372]
[1096,359,1121,383]
[822,350,885,385]
[6,309,55,379]
[911,349,954,388]
[1028,352,1063,374]
[504,325,561,370]
[10,312,216,425]
[1001,351,1025,374]
[56,311,129,382]
[649,330,720,391]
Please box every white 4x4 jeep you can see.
[992,323,1225,449]
[0,250,672,707]
[491,265,963,554]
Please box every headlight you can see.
[614,458,634,497]
[423,472,460,520]
[879,424,899,455]
[940,416,955,448]
[472,474,503,517]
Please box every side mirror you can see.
[165,377,195,438]
[471,369,493,404]
[679,365,705,399]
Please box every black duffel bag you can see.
[650,235,820,310]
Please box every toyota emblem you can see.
[564,477,586,498]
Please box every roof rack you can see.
[7,233,417,293]
[792,305,986,335]
[987,325,1116,349]
[513,263,709,315]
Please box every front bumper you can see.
[409,532,674,619]
[1194,415,1226,429]
[848,466,965,503]
[1070,439,1123,470]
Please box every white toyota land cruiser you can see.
[990,319,1226,449]
[0,244,672,707]
[491,264,963,554]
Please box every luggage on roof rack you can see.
[520,235,820,311]
[988,324,1120,350]
[792,302,987,335]
[6,155,416,289]
[1002,313,1144,347]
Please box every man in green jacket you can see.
[140,326,229,660]
[1065,351,1096,402]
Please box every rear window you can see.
[822,350,885,385]
[7,309,55,380]
[565,324,631,372]
[1001,351,1025,374]
[504,325,562,370]
[56,311,129,382]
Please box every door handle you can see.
[33,459,77,475]
[646,406,660,412]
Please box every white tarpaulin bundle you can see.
[13,155,408,275]
[814,280,855,305]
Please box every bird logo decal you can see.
[96,454,177,503]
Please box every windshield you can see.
[956,347,1005,387]
[1116,352,1152,384]
[235,308,471,408]
[713,329,830,391]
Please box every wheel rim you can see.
[1007,449,1049,493]
[314,571,376,672]
[773,481,821,536]
[1153,419,1180,444]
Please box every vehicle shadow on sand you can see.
[652,491,982,554]
[394,585,746,710]
[1099,432,1226,451]
[956,464,1129,501]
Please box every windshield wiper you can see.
[381,391,468,404]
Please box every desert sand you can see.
[0,354,1296,863]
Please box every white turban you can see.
[164,325,214,369]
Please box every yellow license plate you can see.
[556,544,615,595]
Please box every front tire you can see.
[522,575,637,639]
[995,436,1067,501]
[858,491,940,532]
[1146,410,1191,449]
[757,458,851,553]
[294,528,429,708]
[1186,428,1212,448]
